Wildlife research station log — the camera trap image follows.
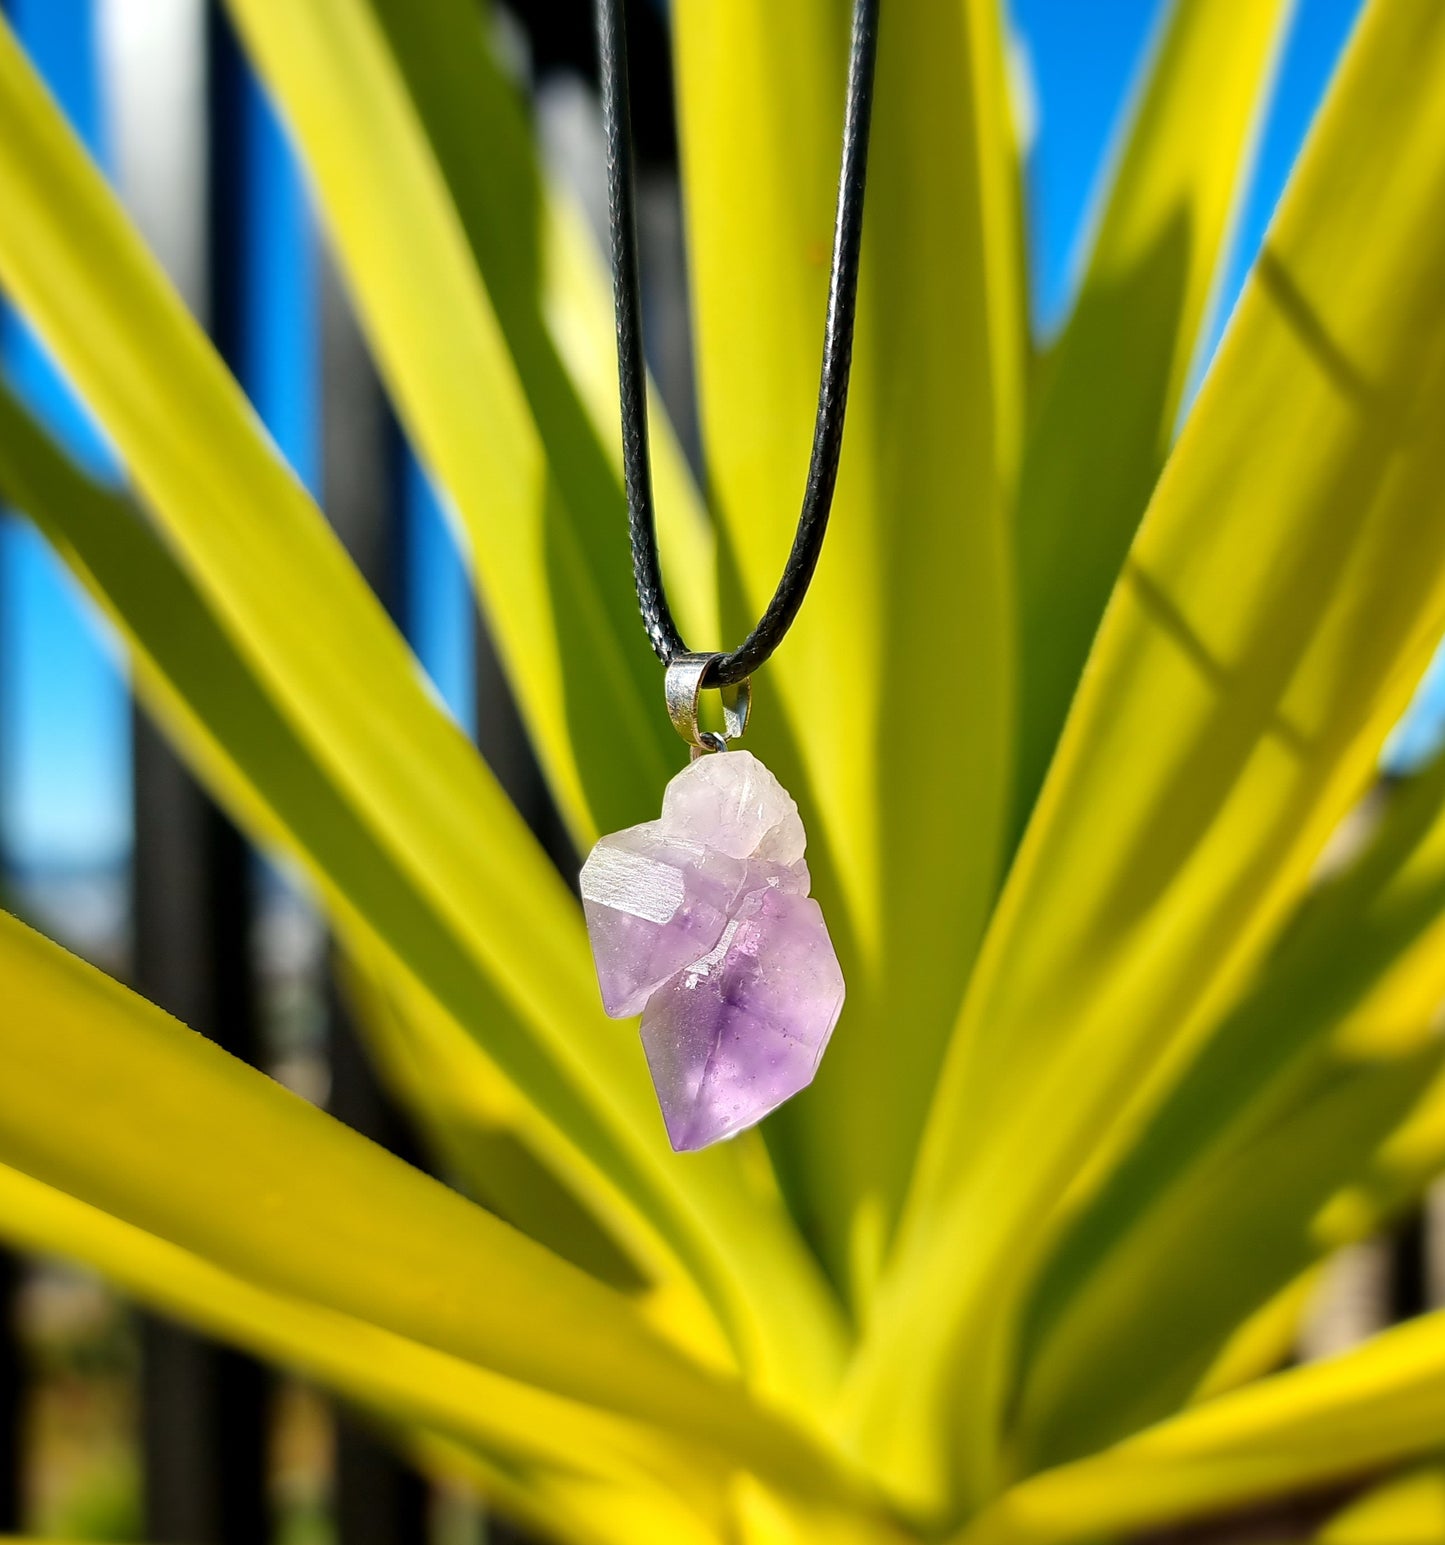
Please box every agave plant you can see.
[3,0,1445,1539]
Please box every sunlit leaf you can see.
[0,380,846,1409]
[0,906,873,1513]
[1323,1063,1445,1242]
[0,28,848,1411]
[409,1431,725,1545]
[1193,1266,1321,1402]
[225,0,713,844]
[1012,759,1445,1467]
[1013,0,1293,821]
[1183,925,1445,1407]
[956,1310,1445,1545]
[1186,773,1445,1407]
[850,0,1445,1515]
[333,940,658,1291]
[675,0,1024,1299]
[0,376,694,1312]
[0,1165,729,1545]
[1315,1466,1445,1544]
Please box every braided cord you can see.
[596,0,880,687]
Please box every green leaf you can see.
[956,1312,1445,1545]
[1013,0,1293,822]
[0,903,909,1542]
[412,1430,728,1545]
[0,907,853,1506]
[333,940,659,1293]
[1011,758,1445,1469]
[1178,902,1445,1410]
[1315,1467,1445,1544]
[1187,783,1445,1408]
[0,26,846,1412]
[674,0,1025,1299]
[1012,1051,1440,1469]
[847,0,1445,1515]
[0,386,843,1410]
[223,0,714,845]
[1322,1062,1445,1244]
[0,377,675,1302]
[0,1164,732,1545]
[1194,1266,1322,1402]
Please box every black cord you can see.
[597,0,880,688]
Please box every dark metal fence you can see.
[0,1251,19,1531]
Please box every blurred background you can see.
[0,0,1432,1541]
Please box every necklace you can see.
[581,0,880,1151]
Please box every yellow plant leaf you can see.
[1290,1061,1445,1280]
[674,0,1024,1299]
[410,1430,725,1545]
[333,938,736,1360]
[0,376,845,1404]
[1017,1045,1441,1472]
[428,1433,916,1545]
[1193,1266,1321,1403]
[1302,883,1445,1261]
[956,1311,1445,1545]
[0,8,849,1404]
[1326,1060,1445,1237]
[0,380,678,1301]
[1187,898,1445,1406]
[850,0,1445,1515]
[1315,1466,1445,1544]
[0,907,868,1510]
[1184,766,1445,1407]
[1012,760,1445,1468]
[0,1165,729,1545]
[333,940,659,1290]
[224,0,710,845]
[540,183,715,654]
[726,1472,917,1545]
[1013,0,1293,821]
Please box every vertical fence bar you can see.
[320,250,434,1545]
[473,593,571,874]
[112,6,269,1539]
[1389,1210,1430,1324]
[328,973,433,1544]
[0,1252,19,1531]
[132,731,270,1545]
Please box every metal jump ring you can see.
[664,652,751,757]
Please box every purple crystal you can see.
[640,890,844,1150]
[580,751,844,1150]
[580,823,744,1017]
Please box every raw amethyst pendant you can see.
[580,748,845,1151]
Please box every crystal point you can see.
[640,891,844,1150]
[581,750,843,1149]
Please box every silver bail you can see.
[664,652,751,757]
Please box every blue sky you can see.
[0,0,1392,868]
[1014,0,1364,335]
[0,0,473,866]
